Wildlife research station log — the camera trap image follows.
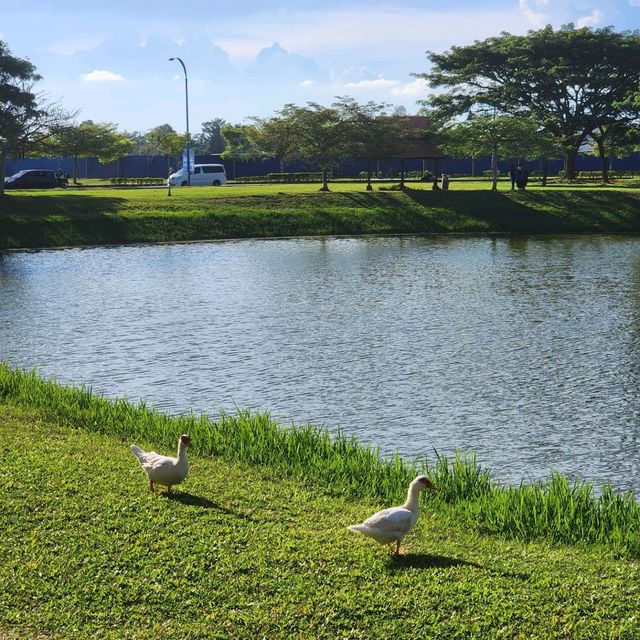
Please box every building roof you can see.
[392,115,446,160]
[360,115,446,160]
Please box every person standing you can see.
[515,163,529,190]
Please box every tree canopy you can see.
[192,119,227,155]
[49,121,133,183]
[417,25,640,179]
[146,125,188,176]
[0,40,72,195]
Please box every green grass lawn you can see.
[1,180,640,249]
[70,176,640,192]
[2,401,640,640]
[2,365,640,639]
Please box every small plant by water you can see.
[1,362,639,556]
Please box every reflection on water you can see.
[1,235,640,491]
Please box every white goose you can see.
[130,434,192,493]
[348,475,436,554]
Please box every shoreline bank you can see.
[2,185,640,249]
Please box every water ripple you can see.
[1,235,640,491]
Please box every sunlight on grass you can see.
[2,373,640,639]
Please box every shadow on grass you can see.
[389,552,483,571]
[166,491,255,521]
[318,191,449,233]
[402,187,640,233]
[389,552,530,580]
[3,187,640,250]
[0,193,130,249]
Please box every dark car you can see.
[3,169,67,189]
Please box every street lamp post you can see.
[169,56,190,186]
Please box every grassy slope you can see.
[2,402,640,640]
[1,181,640,249]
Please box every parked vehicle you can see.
[3,169,67,189]
[168,164,227,187]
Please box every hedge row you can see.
[110,177,166,186]
[234,172,324,184]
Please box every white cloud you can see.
[47,36,106,57]
[246,42,321,80]
[391,78,428,97]
[343,76,399,90]
[576,9,604,27]
[300,79,315,87]
[215,5,526,67]
[518,0,550,27]
[81,69,125,82]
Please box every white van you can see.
[168,163,227,187]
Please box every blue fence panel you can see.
[5,152,640,180]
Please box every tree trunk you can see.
[73,154,79,184]
[320,167,329,191]
[565,148,578,181]
[366,159,372,191]
[597,139,609,183]
[399,158,405,189]
[541,157,548,187]
[471,157,475,177]
[0,147,7,198]
[491,144,498,191]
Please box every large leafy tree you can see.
[333,97,406,189]
[417,25,640,180]
[191,118,226,155]
[221,124,256,178]
[275,101,357,191]
[249,115,297,173]
[586,124,640,180]
[49,121,133,183]
[0,41,72,196]
[439,114,544,189]
[146,125,188,177]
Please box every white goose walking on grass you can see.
[348,475,436,554]
[130,434,192,493]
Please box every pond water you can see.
[1,235,640,491]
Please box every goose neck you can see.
[403,484,421,513]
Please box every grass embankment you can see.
[2,365,640,638]
[1,181,640,249]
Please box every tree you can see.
[249,115,297,173]
[361,115,405,188]
[191,118,226,155]
[49,121,133,183]
[276,102,357,191]
[586,124,640,181]
[436,114,542,189]
[417,25,640,179]
[146,125,188,177]
[221,124,256,179]
[0,41,72,196]
[330,97,405,189]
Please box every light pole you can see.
[169,56,190,186]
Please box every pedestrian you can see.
[515,163,529,191]
[441,174,450,190]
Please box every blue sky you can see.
[1,0,638,135]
